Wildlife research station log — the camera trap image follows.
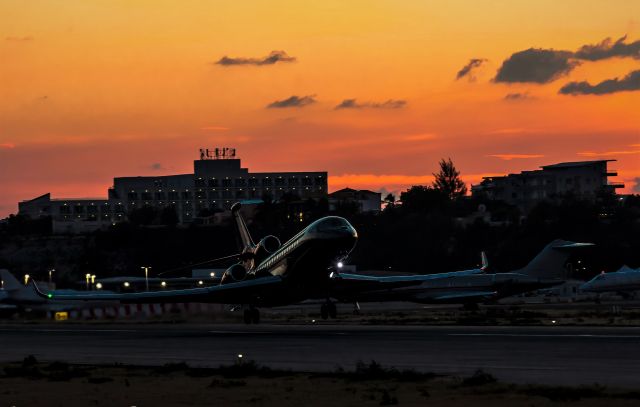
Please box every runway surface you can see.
[1,323,640,386]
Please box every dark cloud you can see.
[574,35,640,61]
[267,95,316,108]
[634,178,640,193]
[5,36,33,41]
[150,163,164,170]
[335,99,407,109]
[456,58,487,80]
[503,92,533,100]
[559,70,640,95]
[494,48,578,83]
[216,50,296,66]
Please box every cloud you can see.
[634,178,640,193]
[215,50,296,66]
[5,36,33,41]
[0,143,16,149]
[456,58,487,80]
[335,99,407,109]
[504,92,533,100]
[559,70,640,95]
[150,163,164,170]
[485,128,533,135]
[267,95,316,108]
[578,148,640,157]
[488,154,544,160]
[574,35,640,61]
[495,48,578,83]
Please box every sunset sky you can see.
[1,1,639,217]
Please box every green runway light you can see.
[47,293,53,299]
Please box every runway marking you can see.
[0,328,138,333]
[448,333,640,339]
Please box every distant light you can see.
[161,281,167,287]
[237,354,243,359]
[329,272,335,279]
[210,272,215,278]
[95,283,103,290]
[24,274,30,285]
[312,319,316,323]
[337,262,344,268]
[123,282,130,287]
[47,293,53,299]
[198,280,204,285]
[551,320,557,324]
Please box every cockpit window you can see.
[310,217,350,232]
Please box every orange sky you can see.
[1,1,639,217]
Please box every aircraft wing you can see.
[429,291,497,302]
[332,268,484,284]
[32,276,283,304]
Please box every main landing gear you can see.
[320,301,337,320]
[243,307,260,324]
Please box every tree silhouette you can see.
[432,158,467,200]
[383,193,397,210]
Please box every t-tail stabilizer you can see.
[514,239,594,280]
[231,202,255,252]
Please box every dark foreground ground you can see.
[2,323,640,387]
[3,358,640,407]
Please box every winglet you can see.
[31,279,52,300]
[480,251,489,271]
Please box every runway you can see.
[2,323,640,387]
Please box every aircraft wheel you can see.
[320,304,329,320]
[243,309,252,324]
[251,308,260,324]
[328,302,337,319]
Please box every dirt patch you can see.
[2,357,640,406]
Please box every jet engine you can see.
[221,263,248,284]
[257,235,281,255]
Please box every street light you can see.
[49,269,54,284]
[24,274,30,285]
[141,266,151,291]
[91,275,96,286]
[85,274,91,290]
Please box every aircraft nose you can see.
[312,217,357,238]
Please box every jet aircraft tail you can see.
[514,239,594,280]
[231,202,255,251]
[0,269,23,291]
[480,251,489,271]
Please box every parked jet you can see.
[328,240,593,315]
[0,269,110,315]
[580,265,640,296]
